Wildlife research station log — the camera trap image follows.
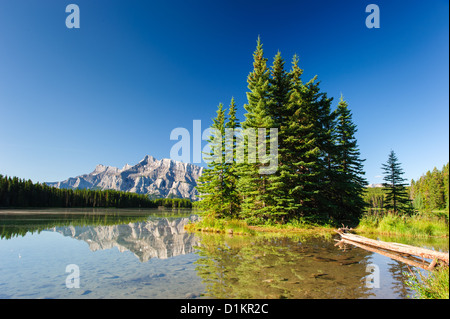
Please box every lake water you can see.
[0,208,448,299]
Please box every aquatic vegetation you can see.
[405,266,449,299]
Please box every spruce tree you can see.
[283,55,322,219]
[236,37,275,222]
[284,66,337,222]
[381,150,410,213]
[196,103,228,218]
[223,97,241,217]
[263,51,295,221]
[309,82,336,220]
[331,96,367,221]
[268,51,291,128]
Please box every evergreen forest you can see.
[0,174,192,209]
[196,38,367,225]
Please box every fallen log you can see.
[335,239,436,270]
[336,232,449,265]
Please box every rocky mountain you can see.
[47,155,203,200]
[50,215,200,262]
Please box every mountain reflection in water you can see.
[0,209,200,262]
[52,217,200,262]
[0,209,205,298]
[1,209,447,299]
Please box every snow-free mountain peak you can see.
[47,156,203,200]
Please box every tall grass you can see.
[184,215,335,238]
[357,210,449,237]
[184,215,256,235]
[405,266,449,299]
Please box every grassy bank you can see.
[186,212,449,299]
[246,218,335,238]
[186,210,449,238]
[184,216,256,235]
[184,215,336,238]
[357,209,449,299]
[356,210,449,238]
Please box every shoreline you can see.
[184,217,449,240]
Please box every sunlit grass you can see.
[184,216,256,235]
[357,211,449,237]
[405,266,449,299]
[185,214,335,238]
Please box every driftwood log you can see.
[335,231,449,270]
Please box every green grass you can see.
[185,215,336,238]
[357,210,449,237]
[405,266,449,299]
[184,216,256,235]
[349,209,450,299]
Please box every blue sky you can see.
[0,0,448,185]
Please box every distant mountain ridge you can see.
[366,183,384,188]
[46,155,203,200]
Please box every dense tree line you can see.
[197,38,367,225]
[364,161,449,214]
[410,163,449,211]
[0,174,192,208]
[152,197,193,208]
[0,213,151,240]
[363,187,385,211]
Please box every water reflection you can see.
[0,209,206,298]
[193,234,377,298]
[1,210,447,299]
[0,209,200,262]
[192,233,431,299]
[52,217,199,262]
[387,260,411,299]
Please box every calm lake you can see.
[0,208,448,299]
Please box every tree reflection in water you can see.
[194,233,381,299]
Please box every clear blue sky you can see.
[0,0,448,185]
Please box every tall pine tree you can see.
[283,55,322,220]
[236,37,275,222]
[263,51,294,221]
[381,150,410,213]
[196,103,228,218]
[223,97,241,217]
[331,96,367,221]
